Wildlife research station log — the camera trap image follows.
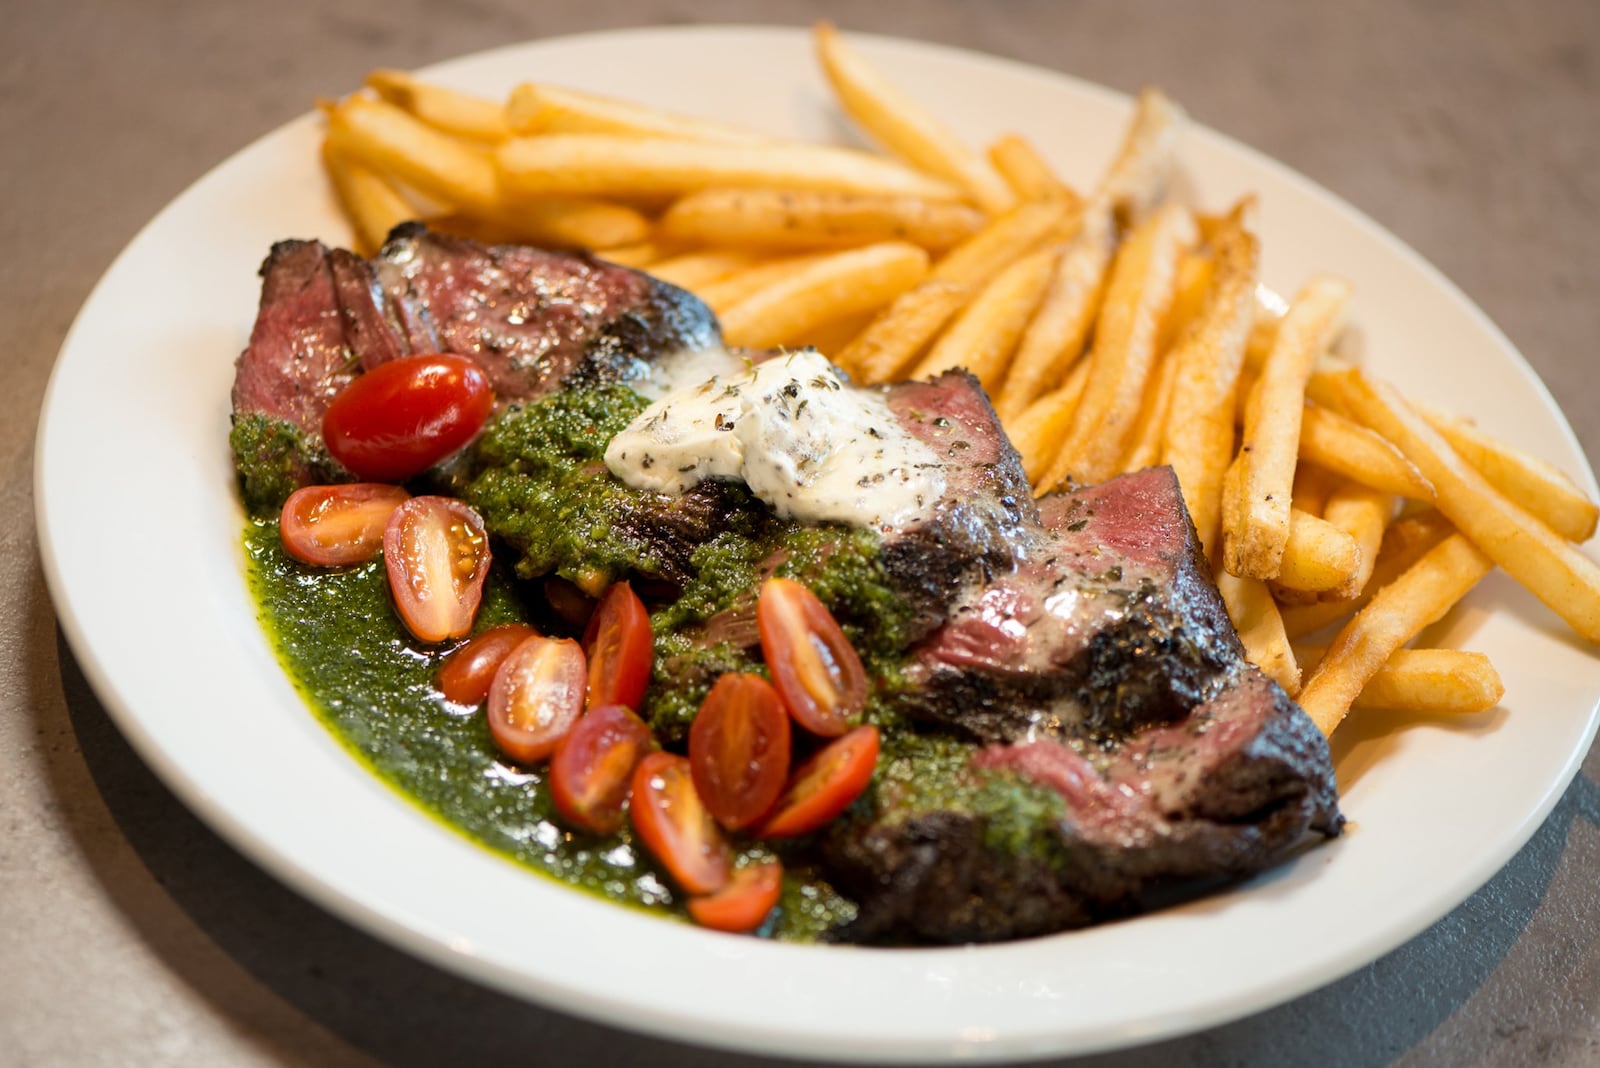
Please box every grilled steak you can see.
[228,224,718,512]
[822,467,1343,943]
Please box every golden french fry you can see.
[993,207,1117,421]
[468,196,650,250]
[1299,403,1433,499]
[1331,368,1600,643]
[718,241,931,349]
[695,251,839,313]
[1159,250,1215,353]
[326,95,500,213]
[1042,203,1196,488]
[504,82,770,144]
[647,248,771,290]
[804,308,879,356]
[1158,218,1259,556]
[1010,358,1093,484]
[1274,508,1361,593]
[1291,463,1340,518]
[837,199,1066,383]
[1121,349,1181,472]
[987,133,1075,204]
[658,188,985,252]
[1322,481,1392,599]
[814,22,1015,214]
[1418,405,1599,543]
[1221,275,1352,579]
[497,134,966,202]
[912,247,1058,389]
[321,141,417,255]
[1280,510,1454,639]
[591,237,683,269]
[365,69,510,143]
[1292,646,1503,714]
[1218,569,1301,694]
[1296,533,1494,736]
[1102,87,1185,225]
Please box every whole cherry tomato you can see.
[322,353,493,481]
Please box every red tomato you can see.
[487,635,587,765]
[630,752,731,896]
[756,725,879,839]
[383,496,492,643]
[436,623,540,705]
[584,581,653,711]
[687,860,783,934]
[322,354,493,481]
[280,483,409,566]
[757,577,867,737]
[688,674,792,831]
[549,704,654,835]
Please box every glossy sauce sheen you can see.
[605,349,947,530]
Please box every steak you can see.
[820,467,1342,943]
[228,224,718,512]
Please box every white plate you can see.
[35,25,1600,1063]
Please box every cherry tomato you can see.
[630,752,731,896]
[322,353,493,481]
[687,860,783,934]
[383,496,492,643]
[279,483,409,566]
[584,581,653,711]
[436,623,540,705]
[757,577,867,737]
[688,674,792,831]
[486,635,587,765]
[756,725,879,839]
[549,704,654,835]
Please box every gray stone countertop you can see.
[5,1,1598,1065]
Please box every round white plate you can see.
[35,25,1600,1063]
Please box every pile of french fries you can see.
[318,23,1600,741]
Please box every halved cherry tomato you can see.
[756,725,879,839]
[280,483,409,566]
[322,353,493,481]
[437,623,540,705]
[757,577,867,737]
[384,496,492,643]
[687,860,783,934]
[630,752,731,895]
[584,581,653,711]
[688,674,791,831]
[487,635,586,765]
[549,704,654,835]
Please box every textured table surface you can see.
[6,1,1599,1065]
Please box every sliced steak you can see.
[229,225,719,512]
[821,466,1343,943]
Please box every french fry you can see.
[1158,217,1259,556]
[695,251,838,313]
[1041,202,1196,488]
[1292,646,1503,714]
[321,141,416,255]
[591,237,682,269]
[1330,368,1600,643]
[1009,359,1093,483]
[477,196,650,250]
[1291,463,1340,519]
[717,241,931,349]
[1221,275,1352,579]
[365,69,510,143]
[1280,510,1454,639]
[647,248,771,290]
[1160,249,1216,353]
[993,206,1116,420]
[1121,348,1181,472]
[1418,405,1599,542]
[327,95,500,214]
[912,247,1058,389]
[505,82,770,144]
[497,134,967,202]
[658,188,985,252]
[1275,508,1361,593]
[1321,481,1392,599]
[1296,533,1494,736]
[987,133,1075,204]
[837,199,1067,383]
[1219,569,1301,694]
[1299,403,1433,499]
[1101,87,1185,225]
[814,22,1015,214]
